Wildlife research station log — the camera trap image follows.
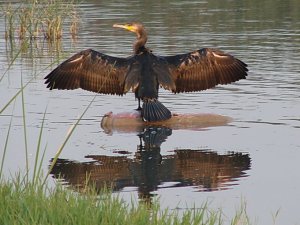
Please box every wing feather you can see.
[163,48,248,93]
[44,49,134,95]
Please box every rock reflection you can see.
[50,127,250,203]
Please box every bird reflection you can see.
[50,127,250,203]
[134,127,172,200]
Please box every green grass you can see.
[0,177,251,225]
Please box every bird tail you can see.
[141,99,172,122]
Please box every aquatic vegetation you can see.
[1,0,78,69]
[2,0,79,41]
[0,176,252,225]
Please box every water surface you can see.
[0,0,300,224]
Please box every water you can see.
[1,0,300,224]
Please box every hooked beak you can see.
[113,23,137,33]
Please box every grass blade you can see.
[0,58,63,115]
[0,44,23,83]
[0,79,32,115]
[0,101,16,180]
[43,93,98,185]
[32,106,48,184]
[20,71,29,180]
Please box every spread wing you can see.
[163,48,248,93]
[44,49,135,95]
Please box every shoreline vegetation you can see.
[3,0,79,41]
[0,177,251,225]
[1,1,251,225]
[1,0,79,82]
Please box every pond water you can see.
[1,0,300,224]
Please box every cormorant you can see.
[45,22,248,122]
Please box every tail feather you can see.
[141,99,172,122]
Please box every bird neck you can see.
[134,31,148,54]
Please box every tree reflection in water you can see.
[50,127,251,203]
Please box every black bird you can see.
[45,22,248,122]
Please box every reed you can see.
[0,177,252,225]
[0,102,16,180]
[2,0,79,41]
[44,92,99,185]
[32,107,48,185]
[20,73,29,182]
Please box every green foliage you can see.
[0,178,251,225]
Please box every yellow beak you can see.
[113,24,137,33]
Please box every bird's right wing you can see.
[45,49,135,95]
[163,48,248,93]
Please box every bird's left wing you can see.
[162,48,248,93]
[45,49,134,95]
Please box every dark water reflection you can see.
[50,126,250,203]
